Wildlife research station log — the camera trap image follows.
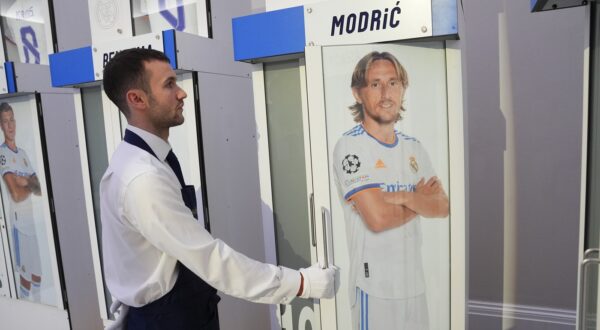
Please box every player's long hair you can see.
[349,51,408,123]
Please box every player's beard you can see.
[368,107,400,125]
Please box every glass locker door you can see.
[579,2,600,329]
[260,59,322,329]
[306,42,452,329]
[0,94,65,309]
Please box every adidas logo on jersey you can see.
[375,159,386,169]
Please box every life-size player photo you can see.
[321,43,451,329]
[0,96,62,308]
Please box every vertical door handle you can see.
[321,207,333,269]
[310,193,316,247]
[321,208,328,268]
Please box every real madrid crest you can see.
[96,0,118,30]
[409,156,419,173]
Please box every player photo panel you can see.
[321,42,451,330]
[0,95,63,308]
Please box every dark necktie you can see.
[166,150,199,220]
[166,150,185,187]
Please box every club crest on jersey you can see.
[409,156,419,173]
[342,154,361,174]
[96,0,118,29]
[0,155,5,166]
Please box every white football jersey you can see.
[333,124,436,301]
[0,143,36,234]
[141,0,201,35]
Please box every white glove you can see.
[105,299,129,330]
[299,263,337,299]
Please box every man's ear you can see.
[125,89,147,111]
[352,88,363,104]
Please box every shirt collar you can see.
[127,125,171,161]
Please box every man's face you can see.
[352,59,405,126]
[144,60,187,130]
[0,110,16,141]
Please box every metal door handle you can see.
[321,207,328,268]
[310,193,316,247]
[321,207,334,269]
[578,257,600,330]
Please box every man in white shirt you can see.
[101,48,336,329]
[332,51,449,330]
[0,102,42,302]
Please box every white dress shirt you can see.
[100,125,300,307]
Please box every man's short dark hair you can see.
[349,51,409,123]
[0,102,12,116]
[103,48,171,117]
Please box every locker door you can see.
[256,59,323,329]
[306,42,452,329]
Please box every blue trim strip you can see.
[344,183,382,200]
[232,6,305,61]
[5,62,15,93]
[13,227,20,266]
[366,293,369,330]
[49,46,95,87]
[432,0,458,36]
[361,290,364,330]
[162,29,177,69]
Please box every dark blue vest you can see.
[123,129,220,330]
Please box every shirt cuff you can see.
[278,266,302,304]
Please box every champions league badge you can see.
[96,0,118,29]
[0,155,5,166]
[409,156,419,173]
[342,154,361,174]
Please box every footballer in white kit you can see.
[334,126,435,330]
[333,51,448,330]
[0,102,42,302]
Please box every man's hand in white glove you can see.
[298,263,337,299]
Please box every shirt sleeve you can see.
[333,137,381,200]
[0,148,11,176]
[123,170,301,305]
[414,141,436,181]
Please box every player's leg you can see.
[19,231,40,302]
[367,293,429,330]
[19,272,31,300]
[350,287,361,330]
[14,229,34,300]
[28,234,41,302]
[352,287,371,330]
